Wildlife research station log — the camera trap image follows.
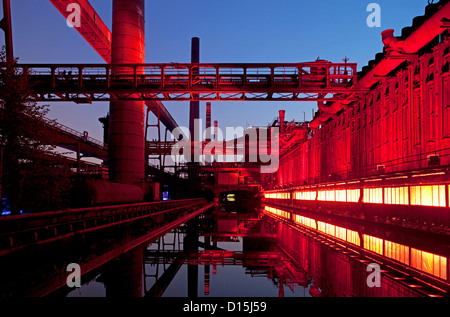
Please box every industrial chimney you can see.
[214,121,219,141]
[206,102,212,142]
[279,110,285,133]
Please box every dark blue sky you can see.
[2,0,431,142]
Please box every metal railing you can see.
[9,62,363,102]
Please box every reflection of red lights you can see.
[264,183,449,207]
[263,205,449,281]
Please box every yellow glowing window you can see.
[384,240,409,265]
[326,223,335,236]
[384,187,409,205]
[347,189,360,202]
[294,191,317,201]
[363,188,383,204]
[318,190,335,201]
[336,190,346,202]
[363,234,383,255]
[411,248,447,280]
[336,226,346,240]
[410,185,446,207]
[318,191,325,201]
[346,230,360,246]
[317,221,326,233]
[294,215,317,230]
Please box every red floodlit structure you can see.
[263,0,450,230]
[48,0,112,62]
[3,0,450,226]
[14,61,360,102]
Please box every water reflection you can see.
[0,194,427,298]
[61,203,450,297]
[65,208,314,297]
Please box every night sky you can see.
[2,0,432,143]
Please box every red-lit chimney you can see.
[206,102,212,142]
[214,120,218,141]
[279,110,285,133]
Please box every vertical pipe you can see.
[205,102,212,164]
[189,37,200,164]
[214,121,219,141]
[206,102,212,142]
[1,0,13,63]
[279,110,285,133]
[108,0,146,187]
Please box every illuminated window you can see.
[226,194,236,202]
[346,230,360,246]
[363,188,383,204]
[411,248,447,280]
[336,190,346,202]
[410,185,446,207]
[294,191,317,201]
[336,226,347,240]
[318,191,325,201]
[318,190,335,201]
[384,240,409,265]
[347,189,360,202]
[294,215,317,230]
[317,221,326,233]
[363,234,383,255]
[384,187,409,205]
[325,223,335,236]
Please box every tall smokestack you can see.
[108,0,146,187]
[189,37,200,164]
[214,121,219,141]
[206,102,212,142]
[279,110,285,133]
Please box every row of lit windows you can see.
[293,214,317,230]
[295,189,361,203]
[317,221,361,246]
[264,205,448,280]
[363,234,447,280]
[266,184,448,207]
[264,192,290,199]
[294,191,317,201]
[264,206,290,220]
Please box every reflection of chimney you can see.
[206,102,212,142]
[214,121,218,141]
[279,110,285,133]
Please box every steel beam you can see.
[48,0,181,133]
[17,62,363,102]
[49,0,112,62]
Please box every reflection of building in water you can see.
[264,205,450,297]
[142,208,312,297]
